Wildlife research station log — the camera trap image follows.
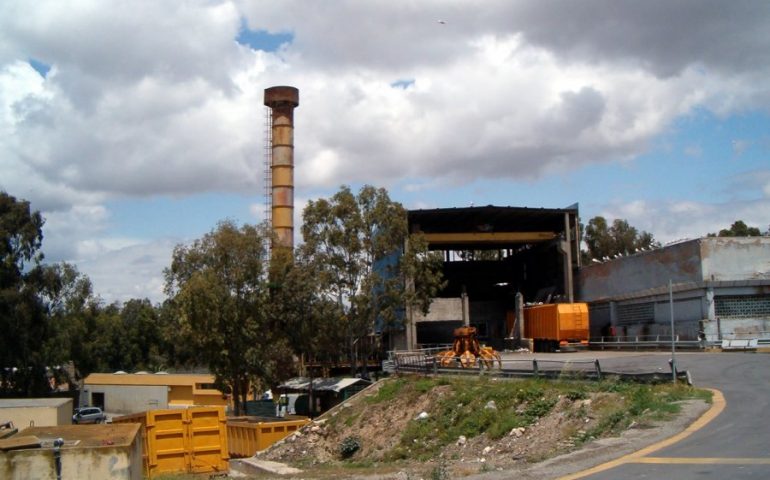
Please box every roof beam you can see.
[422,231,557,245]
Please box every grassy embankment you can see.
[330,375,711,464]
[155,375,711,479]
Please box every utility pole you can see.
[669,279,677,383]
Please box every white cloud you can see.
[76,238,177,305]
[732,139,749,156]
[599,198,770,243]
[3,1,770,300]
[4,1,769,204]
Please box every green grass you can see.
[366,377,409,404]
[378,376,710,461]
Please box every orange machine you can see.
[435,326,502,369]
[524,303,590,352]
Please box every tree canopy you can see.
[300,185,444,373]
[1,191,52,395]
[164,220,294,414]
[583,216,657,261]
[708,220,763,237]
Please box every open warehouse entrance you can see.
[400,205,581,350]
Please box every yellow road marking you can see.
[558,388,726,479]
[632,457,770,465]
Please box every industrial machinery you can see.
[435,326,502,369]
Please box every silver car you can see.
[72,407,106,424]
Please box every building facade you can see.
[578,237,770,342]
[82,373,228,414]
[395,205,581,350]
[0,398,73,429]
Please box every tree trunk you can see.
[350,337,357,376]
[232,376,242,416]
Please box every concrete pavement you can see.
[558,352,770,479]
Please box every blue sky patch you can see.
[391,79,415,89]
[236,21,293,52]
[28,58,51,78]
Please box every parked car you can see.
[72,407,106,424]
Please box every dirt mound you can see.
[258,376,705,479]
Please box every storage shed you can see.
[277,377,372,416]
[0,398,73,429]
[83,373,228,414]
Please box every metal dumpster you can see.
[227,417,310,457]
[112,406,228,478]
[524,303,590,352]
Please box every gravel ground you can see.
[465,398,710,480]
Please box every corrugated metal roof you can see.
[278,377,371,393]
[84,373,215,386]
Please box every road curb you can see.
[556,388,726,480]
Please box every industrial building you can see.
[578,237,770,342]
[259,84,770,353]
[82,373,228,414]
[395,205,581,350]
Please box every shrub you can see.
[339,436,362,459]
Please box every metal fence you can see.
[388,350,690,384]
[589,335,703,350]
[589,333,770,350]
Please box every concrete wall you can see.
[580,237,770,341]
[580,238,770,302]
[700,237,770,281]
[0,399,72,429]
[412,297,463,322]
[0,425,142,480]
[0,443,142,480]
[578,240,703,302]
[87,385,168,414]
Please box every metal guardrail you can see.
[590,334,770,350]
[589,335,703,350]
[389,350,691,384]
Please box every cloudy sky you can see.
[2,1,769,304]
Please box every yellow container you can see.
[524,303,590,343]
[112,407,229,478]
[227,418,310,458]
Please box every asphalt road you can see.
[551,351,770,479]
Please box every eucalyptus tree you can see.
[583,216,657,261]
[709,220,762,237]
[164,220,293,414]
[0,191,55,395]
[300,185,444,373]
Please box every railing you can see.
[388,350,690,384]
[590,335,703,350]
[590,331,770,350]
[710,331,770,347]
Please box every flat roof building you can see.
[83,373,227,415]
[0,398,73,429]
[578,237,770,342]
